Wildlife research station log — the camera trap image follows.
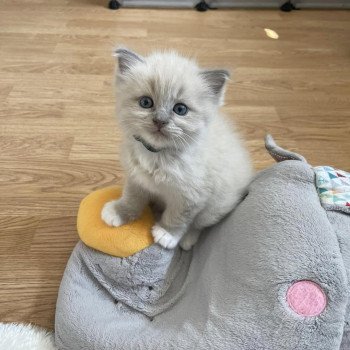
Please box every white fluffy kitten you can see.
[102,48,253,250]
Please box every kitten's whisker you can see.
[169,134,182,150]
[176,134,191,151]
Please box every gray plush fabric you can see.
[265,134,307,163]
[328,211,350,350]
[55,140,350,350]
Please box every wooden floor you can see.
[0,0,350,330]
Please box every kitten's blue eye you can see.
[173,103,188,116]
[139,96,153,109]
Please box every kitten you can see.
[102,48,253,250]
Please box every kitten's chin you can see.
[134,130,168,149]
[148,134,170,149]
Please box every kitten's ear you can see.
[200,69,230,103]
[113,47,145,74]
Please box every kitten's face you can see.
[115,49,229,152]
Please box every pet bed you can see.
[55,135,350,350]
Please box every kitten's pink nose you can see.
[152,118,168,130]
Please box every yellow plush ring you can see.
[77,186,154,257]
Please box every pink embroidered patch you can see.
[286,280,327,317]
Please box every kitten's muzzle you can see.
[152,117,169,130]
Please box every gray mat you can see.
[55,139,350,350]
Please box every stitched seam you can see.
[269,149,294,161]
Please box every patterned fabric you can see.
[314,166,350,210]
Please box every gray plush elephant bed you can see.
[55,136,350,350]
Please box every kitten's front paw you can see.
[101,200,126,227]
[180,234,197,251]
[180,228,201,251]
[152,224,180,249]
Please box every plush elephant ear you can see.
[113,47,145,74]
[200,69,230,104]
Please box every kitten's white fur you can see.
[102,48,253,250]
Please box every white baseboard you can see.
[121,0,350,9]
